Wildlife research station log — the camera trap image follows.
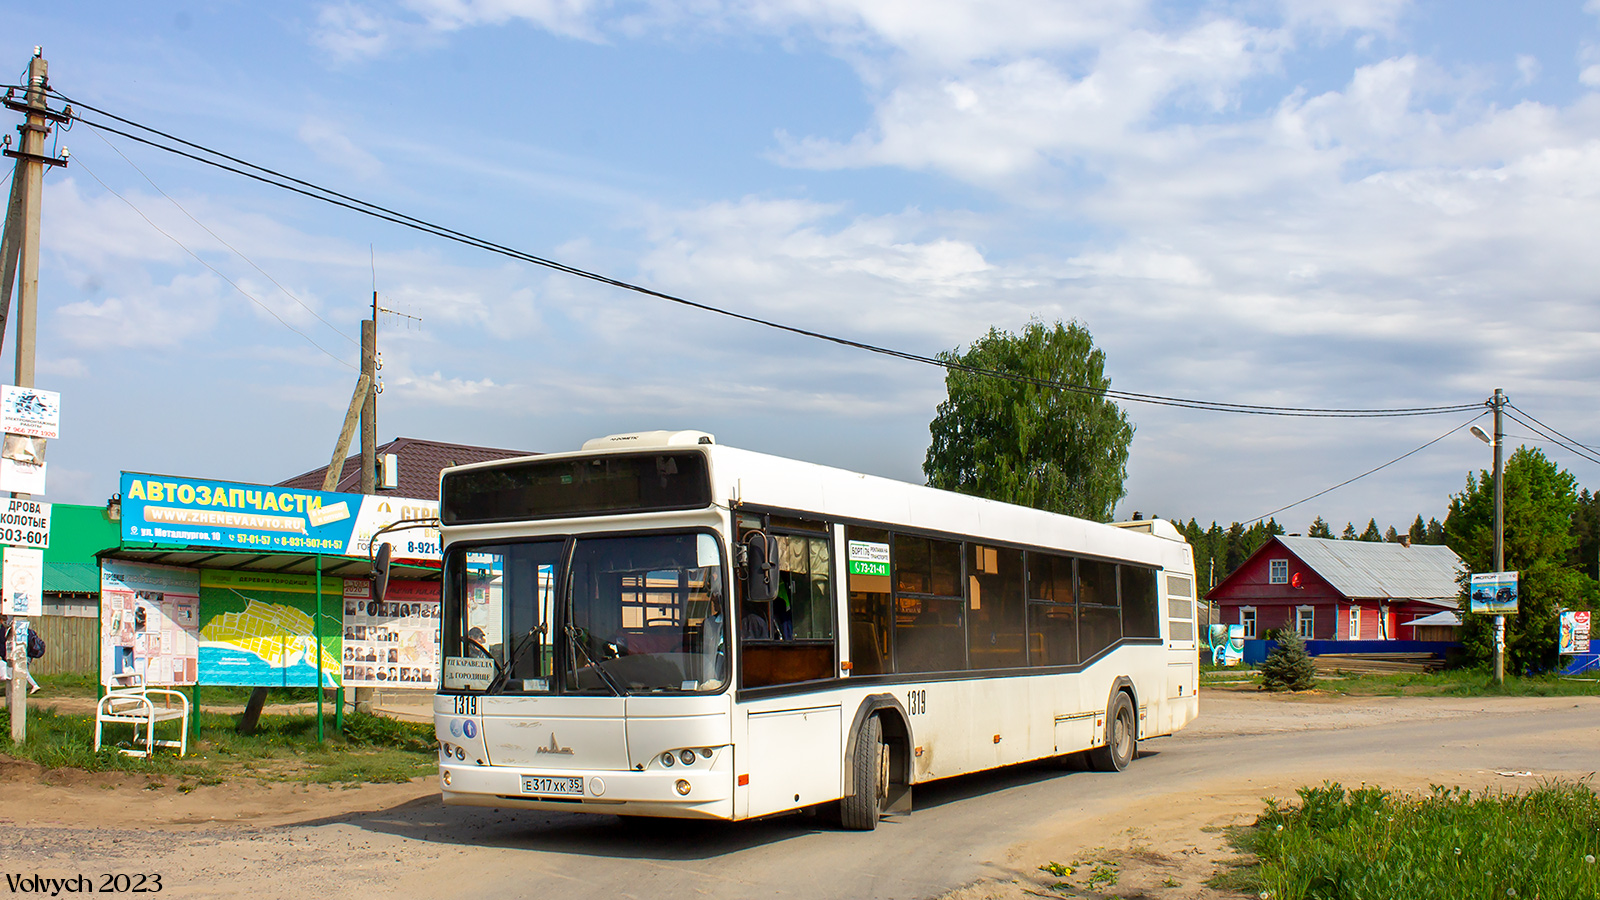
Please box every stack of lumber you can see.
[1312,652,1444,675]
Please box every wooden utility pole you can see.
[5,51,61,743]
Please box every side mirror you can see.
[743,532,779,603]
[371,541,392,604]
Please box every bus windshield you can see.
[564,531,727,694]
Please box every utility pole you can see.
[360,292,377,495]
[1492,387,1506,685]
[4,50,66,744]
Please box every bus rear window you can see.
[443,453,712,524]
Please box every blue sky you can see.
[10,0,1600,533]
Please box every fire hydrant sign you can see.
[0,498,49,550]
[0,385,59,439]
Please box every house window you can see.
[1240,607,1257,639]
[1296,607,1315,639]
[1269,559,1289,585]
[1349,606,1360,640]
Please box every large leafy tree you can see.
[923,321,1133,522]
[1445,447,1598,672]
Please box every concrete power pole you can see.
[6,51,59,744]
[1492,387,1506,685]
[360,293,376,495]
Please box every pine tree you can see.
[1259,629,1317,691]
[1342,522,1357,540]
[1426,517,1445,544]
[1384,526,1400,543]
[1360,519,1383,542]
[1309,517,1333,539]
[1409,515,1427,545]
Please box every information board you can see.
[99,561,201,686]
[341,578,440,688]
[197,570,341,688]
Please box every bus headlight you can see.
[442,770,452,786]
[675,779,691,796]
[679,750,696,766]
[660,752,675,767]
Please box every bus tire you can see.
[840,715,887,830]
[1089,691,1136,772]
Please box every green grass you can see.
[1217,781,1600,900]
[0,703,436,784]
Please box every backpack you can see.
[26,628,44,659]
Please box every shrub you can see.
[1260,629,1317,691]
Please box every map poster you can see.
[198,569,341,687]
[342,578,440,688]
[99,561,201,687]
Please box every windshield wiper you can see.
[488,623,548,694]
[564,624,625,697]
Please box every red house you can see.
[1207,536,1463,642]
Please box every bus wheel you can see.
[840,715,887,830]
[1089,692,1136,772]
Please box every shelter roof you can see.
[278,436,536,501]
[1273,536,1464,604]
[98,547,439,581]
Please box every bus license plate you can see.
[521,775,583,796]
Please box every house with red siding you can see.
[1207,536,1463,642]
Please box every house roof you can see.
[1408,610,1462,627]
[1274,536,1464,605]
[277,436,536,501]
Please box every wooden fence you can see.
[23,615,98,675]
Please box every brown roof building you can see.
[278,436,536,501]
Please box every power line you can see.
[42,90,1485,418]
[1245,411,1489,525]
[1506,403,1600,456]
[1503,408,1600,468]
[85,124,359,347]
[73,155,356,370]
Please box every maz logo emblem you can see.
[536,732,574,755]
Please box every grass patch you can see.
[1320,670,1600,698]
[1215,781,1600,899]
[0,703,436,784]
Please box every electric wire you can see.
[1245,411,1490,525]
[1506,403,1600,456]
[83,124,359,346]
[72,154,357,370]
[43,91,1488,419]
[1503,408,1600,468]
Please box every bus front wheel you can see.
[840,715,888,830]
[1089,692,1136,772]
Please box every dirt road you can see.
[3,691,1596,899]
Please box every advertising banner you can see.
[1560,610,1591,655]
[0,498,50,550]
[341,578,440,688]
[119,472,440,562]
[0,385,60,439]
[1,546,42,616]
[197,569,341,687]
[1469,571,1519,615]
[99,561,201,686]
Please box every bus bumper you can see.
[438,763,735,820]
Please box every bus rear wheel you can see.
[840,716,888,830]
[1089,692,1136,772]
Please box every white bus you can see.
[429,430,1199,829]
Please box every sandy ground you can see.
[2,689,1595,899]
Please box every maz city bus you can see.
[428,430,1199,829]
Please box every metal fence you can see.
[25,615,98,675]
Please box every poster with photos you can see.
[342,578,440,688]
[99,560,201,686]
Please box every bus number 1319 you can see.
[906,689,926,715]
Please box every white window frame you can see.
[1240,606,1257,639]
[1296,606,1315,639]
[1269,559,1289,585]
[1349,606,1361,640]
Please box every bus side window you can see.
[1078,559,1122,660]
[893,535,965,673]
[1026,553,1077,666]
[846,525,892,676]
[1120,565,1159,639]
[968,544,1025,669]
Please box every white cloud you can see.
[56,272,225,349]
[298,117,385,180]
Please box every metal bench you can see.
[95,674,189,758]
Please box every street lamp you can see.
[1472,393,1506,684]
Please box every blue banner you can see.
[121,472,365,555]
